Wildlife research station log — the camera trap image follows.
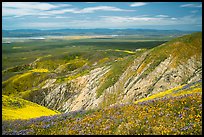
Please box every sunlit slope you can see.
[97,32,202,108]
[2,84,202,135]
[135,79,202,104]
[2,95,59,120]
[2,32,202,125]
[153,32,201,65]
[2,69,50,96]
[137,32,202,75]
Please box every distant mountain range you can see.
[2,29,196,37]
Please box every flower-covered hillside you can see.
[2,80,202,135]
[135,79,202,104]
[2,95,59,120]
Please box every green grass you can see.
[3,36,163,98]
[148,32,202,68]
[129,32,202,84]
[2,71,49,96]
[2,38,166,71]
[96,55,135,98]
[56,69,90,83]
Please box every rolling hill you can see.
[2,95,59,120]
[2,32,202,135]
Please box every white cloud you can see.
[130,2,147,7]
[3,2,62,11]
[38,16,50,19]
[99,15,201,27]
[2,2,72,17]
[101,16,166,24]
[73,6,135,13]
[171,17,177,20]
[2,7,40,17]
[3,3,135,17]
[45,9,77,15]
[2,2,202,30]
[55,16,69,18]
[191,10,198,13]
[180,4,202,8]
[155,15,169,18]
[55,3,73,7]
[102,16,155,22]
[8,15,202,30]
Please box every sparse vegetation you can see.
[96,55,135,98]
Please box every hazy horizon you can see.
[2,2,202,31]
[2,28,201,32]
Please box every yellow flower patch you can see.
[2,95,59,120]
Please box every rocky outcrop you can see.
[36,66,111,112]
[23,33,202,113]
[29,52,201,113]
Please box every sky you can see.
[2,2,202,31]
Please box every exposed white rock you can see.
[27,48,202,113]
[38,66,110,112]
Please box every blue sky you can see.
[2,2,202,31]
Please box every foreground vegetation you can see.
[2,80,202,135]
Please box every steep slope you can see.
[135,79,202,104]
[99,32,202,107]
[2,95,59,120]
[25,32,201,112]
[2,32,202,113]
[2,81,202,135]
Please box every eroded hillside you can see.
[2,33,202,113]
